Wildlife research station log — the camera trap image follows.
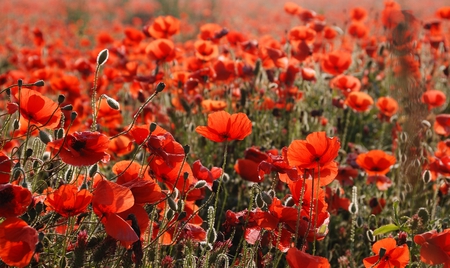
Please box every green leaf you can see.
[373,224,399,236]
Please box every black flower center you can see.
[0,186,14,206]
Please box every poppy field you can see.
[2,0,450,267]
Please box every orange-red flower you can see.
[356,150,396,175]
[11,87,62,129]
[194,40,219,61]
[287,132,340,170]
[350,7,368,21]
[44,184,92,217]
[414,229,450,266]
[47,131,110,167]
[436,7,450,20]
[195,111,252,142]
[330,75,361,97]
[421,90,446,110]
[0,217,38,267]
[321,51,352,75]
[376,96,399,119]
[287,132,340,186]
[146,15,180,39]
[289,26,316,44]
[0,152,11,184]
[0,184,32,218]
[286,247,330,268]
[345,91,374,112]
[145,39,176,62]
[363,237,409,268]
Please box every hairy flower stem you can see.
[214,140,229,230]
[302,169,315,249]
[294,170,307,247]
[90,64,102,132]
[312,164,320,255]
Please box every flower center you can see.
[0,186,14,206]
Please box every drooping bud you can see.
[71,111,78,121]
[149,122,157,133]
[155,82,165,93]
[167,197,178,211]
[89,164,98,178]
[96,49,109,66]
[39,131,52,144]
[194,180,207,189]
[104,95,120,110]
[61,104,73,111]
[58,94,65,104]
[33,80,45,87]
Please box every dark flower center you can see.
[71,137,87,151]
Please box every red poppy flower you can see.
[145,39,176,62]
[356,150,396,175]
[321,51,352,75]
[289,26,316,44]
[330,75,361,97]
[47,131,110,167]
[284,2,301,15]
[348,22,368,38]
[363,237,409,268]
[194,40,219,61]
[376,96,399,120]
[286,247,330,268]
[414,229,450,266]
[195,111,252,142]
[287,132,340,170]
[44,184,92,217]
[0,152,12,184]
[11,87,62,129]
[350,7,368,21]
[146,15,180,39]
[0,184,32,218]
[192,160,222,190]
[113,161,164,205]
[367,175,392,190]
[198,23,225,43]
[434,114,450,137]
[92,179,138,244]
[421,90,446,110]
[345,92,374,112]
[0,217,39,267]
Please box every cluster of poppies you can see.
[2,0,450,267]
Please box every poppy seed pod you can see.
[96,49,109,66]
[156,82,165,93]
[58,94,65,104]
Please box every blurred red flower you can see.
[146,16,180,39]
[345,92,374,112]
[47,131,110,167]
[421,90,446,110]
[0,152,12,184]
[321,51,352,75]
[434,114,450,137]
[356,150,396,175]
[0,217,38,267]
[145,39,176,62]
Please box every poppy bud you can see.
[417,207,429,224]
[167,197,178,211]
[421,120,431,128]
[212,180,219,193]
[156,82,165,93]
[183,172,189,181]
[13,119,20,130]
[284,196,295,207]
[65,168,73,182]
[39,130,52,144]
[25,148,33,159]
[105,95,120,110]
[399,132,408,143]
[194,180,207,189]
[206,228,217,244]
[58,94,65,104]
[366,230,375,242]
[96,49,109,66]
[255,193,265,208]
[71,111,78,122]
[422,170,431,184]
[177,199,184,211]
[13,166,24,180]
[166,209,175,221]
[149,122,157,133]
[89,164,98,178]
[42,151,50,161]
[5,88,10,96]
[177,211,187,221]
[183,145,190,155]
[61,104,73,111]
[18,79,23,87]
[33,80,45,87]
[378,247,386,258]
[261,191,273,205]
[56,128,64,139]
